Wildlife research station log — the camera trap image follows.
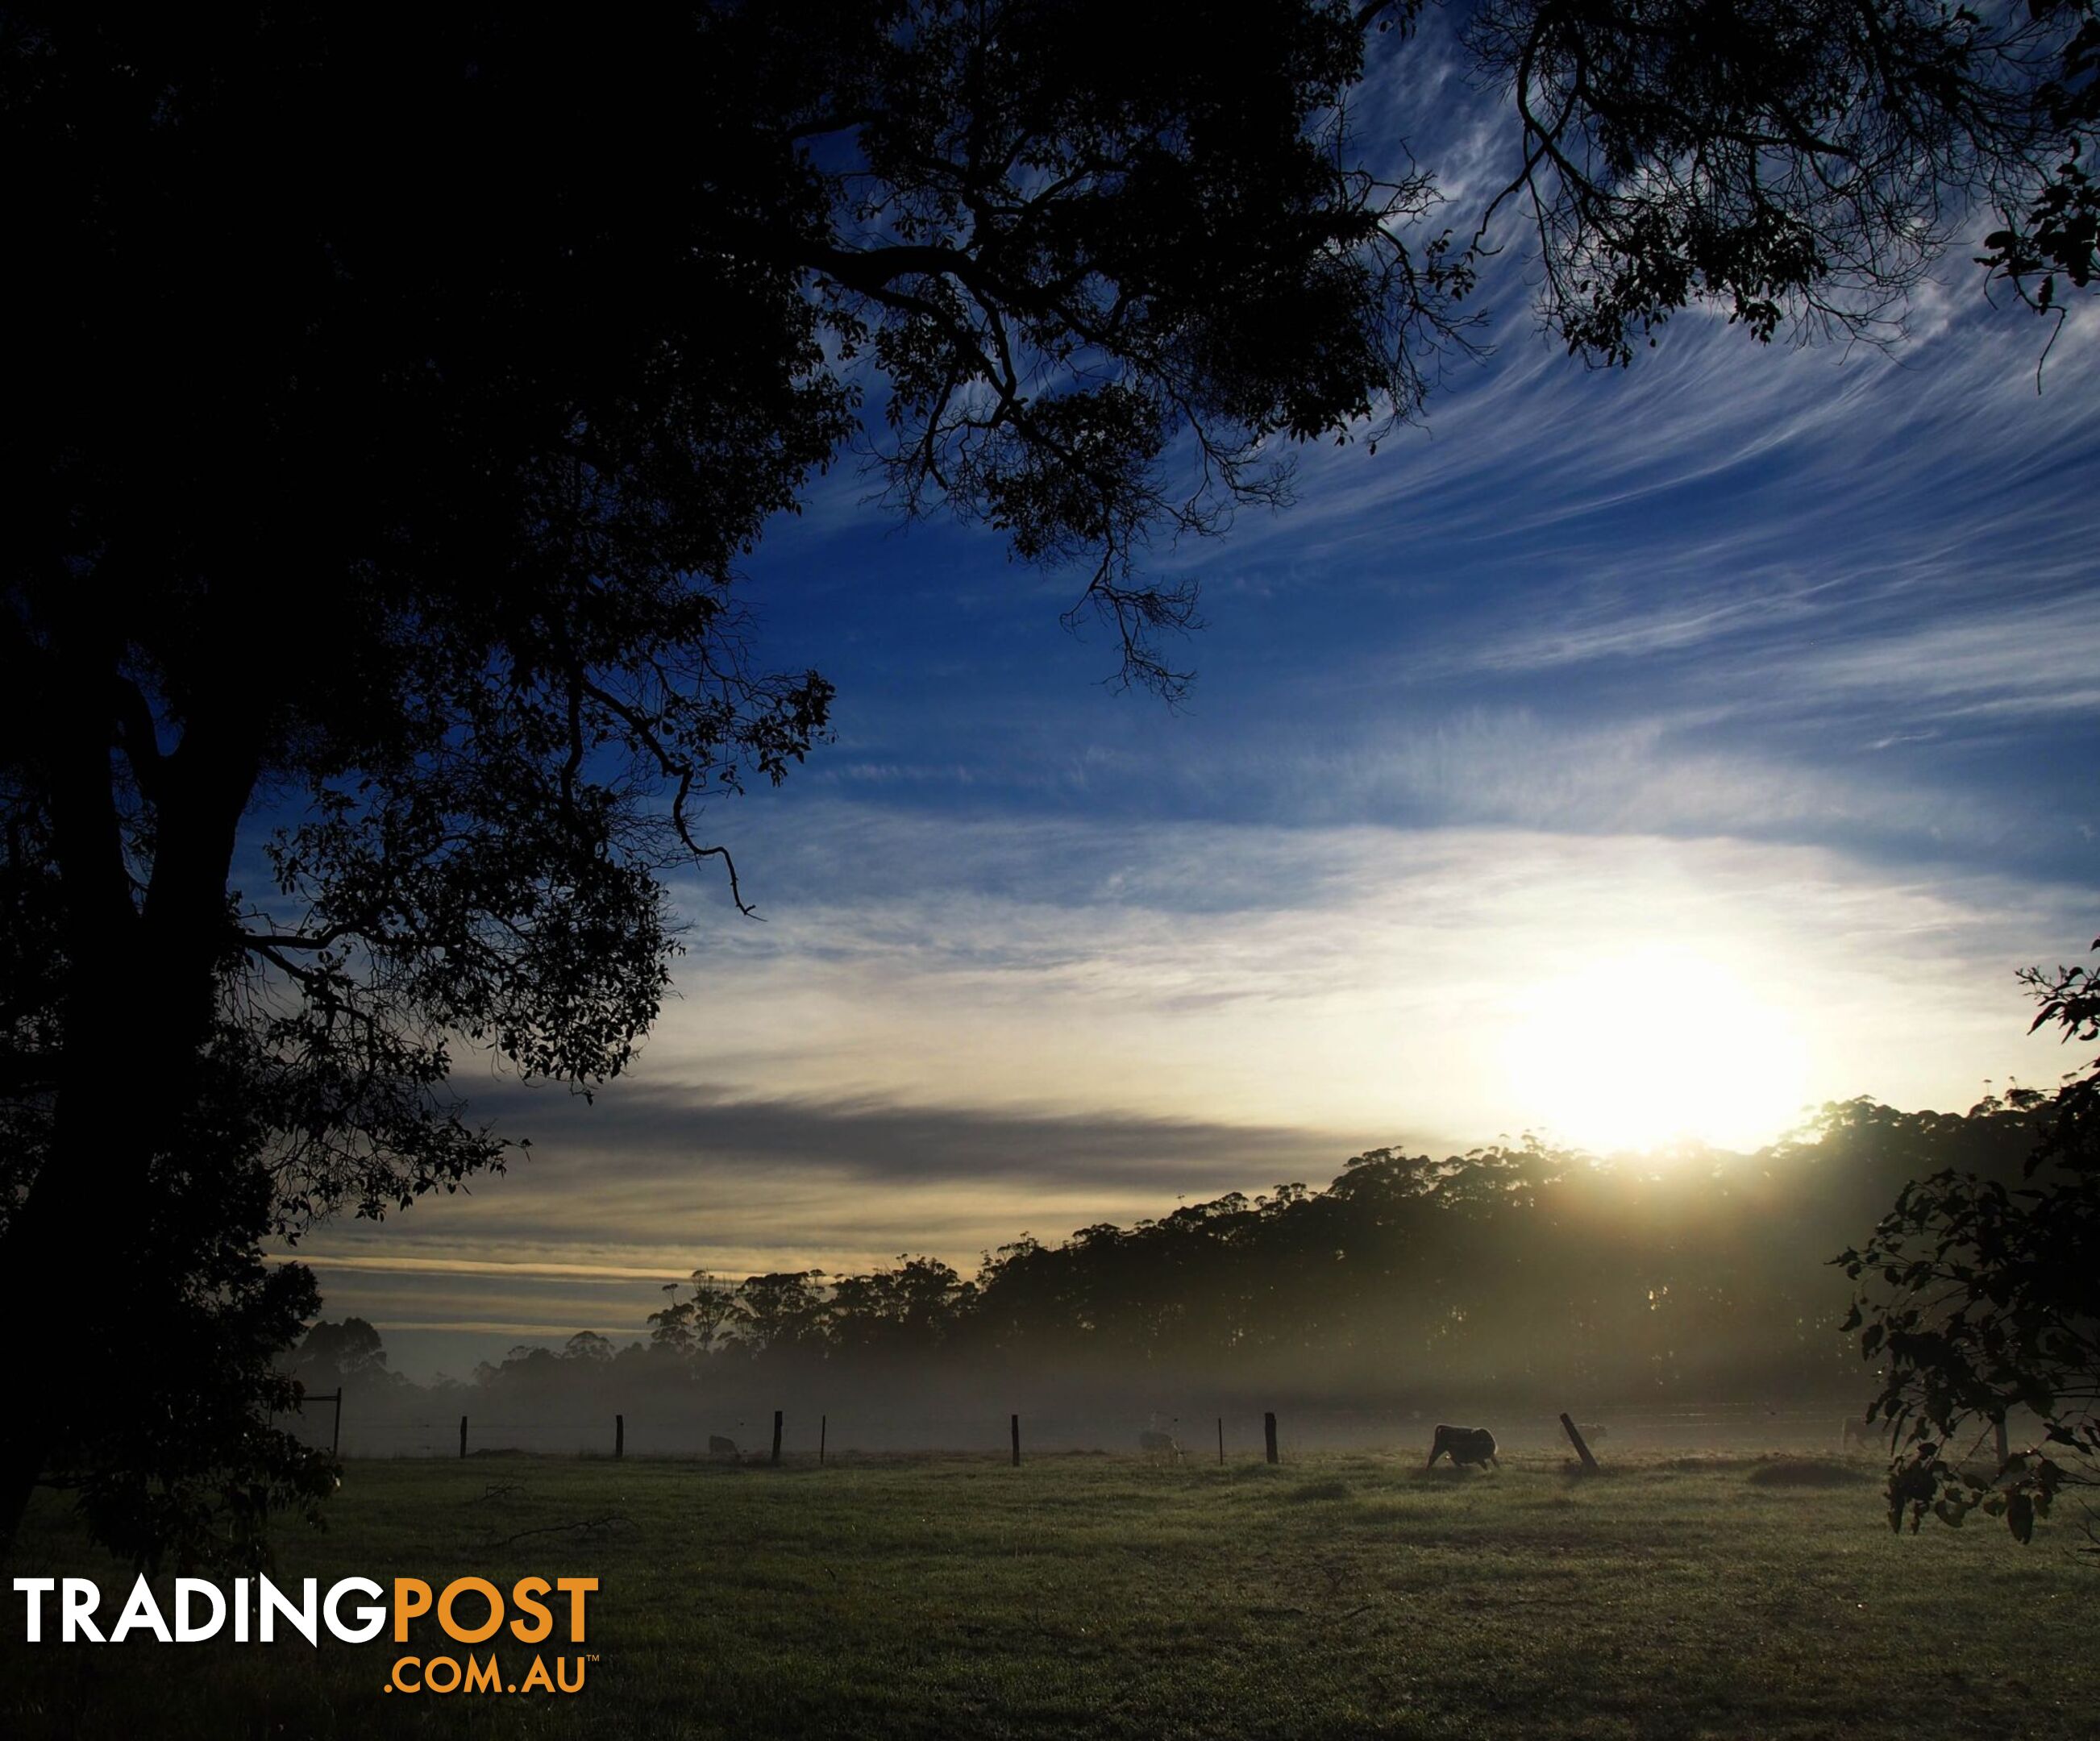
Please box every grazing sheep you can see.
[1425,1423,1499,1470]
[1138,1428,1183,1463]
[707,1434,738,1457]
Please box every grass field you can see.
[2,1451,2094,1739]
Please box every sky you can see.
[280,24,2100,1382]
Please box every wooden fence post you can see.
[1560,1411,1600,1473]
[771,1410,784,1467]
[1994,1415,2011,1468]
[820,1414,827,1466]
[1217,1416,1225,1465]
[615,1414,624,1460]
[1011,1413,1021,1467]
[459,1415,468,1460]
[1264,1411,1279,1465]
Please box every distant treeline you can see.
[293,1095,2050,1433]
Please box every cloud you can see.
[289,800,2090,1377]
[1772,591,2100,724]
[272,1253,690,1284]
[632,804,2088,1147]
[440,1084,1354,1195]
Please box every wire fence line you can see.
[271,1398,1913,1464]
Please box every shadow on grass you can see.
[1287,1478,1353,1502]
[1745,1457,1878,1488]
[1555,1460,1622,1481]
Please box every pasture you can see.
[2,1450,2093,1739]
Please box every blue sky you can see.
[285,31,2100,1381]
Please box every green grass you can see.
[3,1452,2094,1739]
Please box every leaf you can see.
[2007,1492,2035,1544]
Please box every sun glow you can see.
[1500,944,1812,1157]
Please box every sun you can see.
[1499,943,1811,1155]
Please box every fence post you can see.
[820,1414,827,1466]
[771,1410,784,1467]
[1011,1413,1021,1468]
[1217,1416,1225,1465]
[1993,1415,2010,1469]
[459,1415,468,1460]
[1264,1411,1279,1465]
[330,1389,343,1460]
[1559,1411,1600,1473]
[616,1414,624,1460]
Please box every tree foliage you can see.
[294,1317,392,1386]
[1470,0,2099,357]
[1977,2,2100,327]
[1839,943,2100,1550]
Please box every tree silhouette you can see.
[1977,3,2100,331]
[2,2,2090,1562]
[649,1271,740,1359]
[1468,0,2098,355]
[612,1111,2039,1407]
[560,1332,618,1365]
[1840,944,2100,1545]
[295,1317,392,1386]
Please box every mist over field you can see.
[284,1095,2044,1461]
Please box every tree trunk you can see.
[0,1034,164,1550]
[0,636,260,1558]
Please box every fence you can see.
[274,1397,1923,1464]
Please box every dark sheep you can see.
[1426,1423,1499,1470]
